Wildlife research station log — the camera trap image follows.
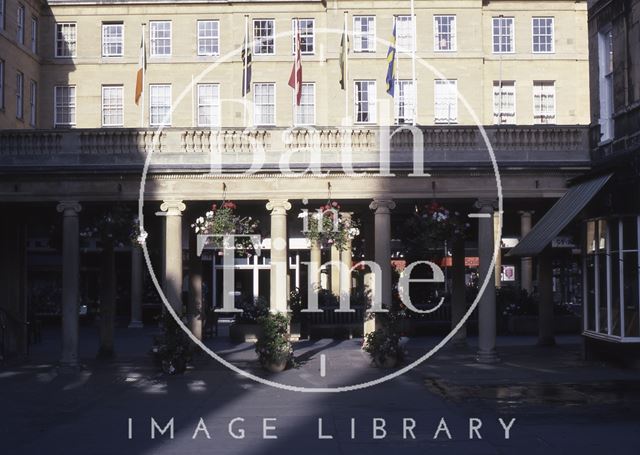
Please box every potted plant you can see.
[150,312,193,375]
[255,312,294,373]
[192,201,260,256]
[300,201,360,251]
[363,328,403,368]
[229,296,269,342]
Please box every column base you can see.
[476,349,500,364]
[537,336,556,347]
[128,320,144,329]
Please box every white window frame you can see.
[30,16,37,53]
[54,85,76,127]
[492,16,515,54]
[532,17,554,54]
[150,21,172,57]
[16,3,25,44]
[433,15,456,52]
[353,16,376,53]
[55,22,77,58]
[395,15,414,53]
[101,85,124,127]
[434,79,458,124]
[102,22,124,57]
[197,20,220,56]
[149,84,172,126]
[253,19,275,55]
[533,81,556,124]
[493,81,516,124]
[598,26,614,142]
[16,72,23,119]
[29,79,36,126]
[196,83,220,127]
[291,18,315,55]
[293,82,315,126]
[354,80,377,124]
[253,82,276,125]
[394,79,415,124]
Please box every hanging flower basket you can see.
[192,201,260,256]
[300,201,360,251]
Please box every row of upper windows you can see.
[49,80,557,128]
[52,15,557,58]
[0,0,38,54]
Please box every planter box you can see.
[229,323,263,343]
[507,315,581,335]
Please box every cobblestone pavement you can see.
[1,327,639,455]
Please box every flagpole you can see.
[343,11,349,124]
[243,14,249,127]
[410,0,417,125]
[294,18,298,122]
[141,22,146,128]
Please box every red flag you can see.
[288,24,302,106]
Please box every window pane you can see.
[254,83,275,124]
[102,86,123,126]
[493,81,516,124]
[150,21,171,56]
[355,80,376,123]
[532,17,554,53]
[55,86,76,126]
[492,17,514,53]
[294,82,315,125]
[434,79,457,123]
[198,20,219,56]
[197,84,220,126]
[292,19,314,54]
[354,16,375,52]
[150,85,171,125]
[254,20,275,55]
[533,81,556,124]
[394,79,414,124]
[396,15,413,53]
[56,23,77,57]
[102,23,123,57]
[434,15,456,51]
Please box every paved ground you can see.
[1,327,639,455]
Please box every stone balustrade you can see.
[0,125,590,170]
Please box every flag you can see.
[386,21,397,97]
[242,23,252,96]
[339,26,349,90]
[288,21,303,105]
[134,28,146,105]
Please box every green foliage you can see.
[363,309,404,365]
[255,312,294,367]
[80,204,136,248]
[234,296,270,324]
[150,312,194,375]
[192,201,260,255]
[302,202,360,251]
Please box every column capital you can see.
[517,210,535,216]
[160,200,186,216]
[369,199,396,213]
[56,201,82,215]
[266,199,292,215]
[474,199,497,213]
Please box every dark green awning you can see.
[506,174,612,257]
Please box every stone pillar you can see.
[188,228,203,340]
[267,199,291,313]
[57,201,82,367]
[368,199,395,332]
[331,245,340,295]
[129,246,144,328]
[519,211,534,294]
[340,213,353,299]
[494,211,502,288]
[450,235,467,346]
[309,239,321,291]
[475,199,499,363]
[160,200,186,314]
[538,247,556,346]
[97,242,116,359]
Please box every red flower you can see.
[211,203,218,211]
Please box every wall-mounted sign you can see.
[501,265,516,282]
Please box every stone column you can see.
[475,199,499,363]
[188,228,203,340]
[57,201,82,368]
[267,199,291,313]
[538,247,556,346]
[97,242,116,359]
[160,200,186,314]
[340,213,353,299]
[129,246,144,328]
[309,239,321,291]
[519,211,534,294]
[494,211,503,288]
[330,245,340,295]
[450,235,467,346]
[368,199,395,332]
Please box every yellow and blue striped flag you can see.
[385,21,397,96]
